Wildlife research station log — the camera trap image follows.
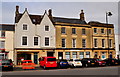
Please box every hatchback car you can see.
[22,60,35,70]
[39,57,57,69]
[103,58,119,66]
[0,59,13,71]
[93,58,106,66]
[81,58,96,67]
[68,59,82,68]
[57,59,69,68]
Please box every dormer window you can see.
[23,24,27,30]
[45,25,49,31]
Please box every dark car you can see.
[81,58,96,67]
[0,59,13,71]
[93,58,106,66]
[103,58,119,66]
[57,59,69,68]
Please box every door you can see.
[47,52,54,57]
[34,53,38,64]
[58,52,63,59]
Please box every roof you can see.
[15,13,87,25]
[0,24,15,31]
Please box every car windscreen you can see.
[47,58,56,61]
[61,60,67,62]
[23,61,32,63]
[96,59,102,61]
[0,60,10,63]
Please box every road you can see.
[1,66,120,76]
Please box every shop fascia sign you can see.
[17,50,29,51]
[70,50,80,51]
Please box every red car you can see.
[93,58,106,66]
[39,57,57,69]
[22,60,35,70]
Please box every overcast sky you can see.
[0,1,119,34]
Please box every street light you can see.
[106,12,112,58]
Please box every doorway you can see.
[47,52,54,57]
[58,52,63,59]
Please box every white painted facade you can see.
[115,34,120,58]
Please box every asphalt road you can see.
[1,66,120,75]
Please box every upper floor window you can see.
[61,27,66,34]
[0,41,5,49]
[72,39,76,48]
[94,39,97,47]
[101,29,104,34]
[72,28,76,34]
[94,28,97,34]
[102,39,105,47]
[108,29,112,34]
[109,39,112,47]
[45,37,49,46]
[1,31,5,37]
[22,36,27,45]
[45,26,49,31]
[62,38,66,47]
[34,37,38,46]
[82,39,86,48]
[23,24,27,30]
[82,28,86,35]
[119,44,120,51]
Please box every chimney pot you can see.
[80,10,85,21]
[48,9,52,16]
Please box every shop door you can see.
[47,52,54,57]
[58,52,63,59]
[34,53,38,64]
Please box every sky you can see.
[0,1,119,34]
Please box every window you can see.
[108,29,112,34]
[119,44,120,51]
[72,28,76,34]
[102,39,105,47]
[34,37,38,46]
[101,52,106,59]
[33,19,36,22]
[79,52,84,59]
[86,52,90,58]
[94,28,97,34]
[62,38,66,47]
[23,24,27,30]
[82,28,86,35]
[0,41,5,48]
[22,36,27,45]
[101,29,104,34]
[94,39,97,47]
[65,52,70,59]
[61,27,66,34]
[45,37,49,46]
[72,52,77,58]
[45,26,49,31]
[82,39,86,48]
[72,39,76,48]
[1,31,5,37]
[94,52,98,58]
[109,39,112,47]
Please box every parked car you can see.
[93,58,106,66]
[81,58,96,67]
[68,59,82,68]
[103,58,119,66]
[39,57,57,69]
[57,59,69,68]
[0,59,13,71]
[22,60,35,70]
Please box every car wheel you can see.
[72,64,75,68]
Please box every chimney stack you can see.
[15,5,19,15]
[48,9,52,16]
[80,10,85,21]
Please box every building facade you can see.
[14,6,115,65]
[0,24,14,60]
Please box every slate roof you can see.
[0,24,15,31]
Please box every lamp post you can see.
[106,12,112,58]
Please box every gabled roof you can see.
[15,13,87,25]
[0,24,15,31]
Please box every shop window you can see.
[101,52,106,59]
[86,52,90,58]
[79,52,84,59]
[72,28,76,34]
[0,41,5,49]
[94,52,98,58]
[45,37,49,46]
[72,52,77,59]
[65,52,70,59]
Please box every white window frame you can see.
[45,25,50,31]
[21,35,28,46]
[22,24,28,31]
[44,36,50,47]
[33,36,39,46]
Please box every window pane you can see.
[108,29,111,34]
[102,39,105,47]
[94,28,97,33]
[101,29,104,33]
[65,52,70,59]
[82,39,86,48]
[86,52,90,58]
[45,26,49,31]
[45,37,49,46]
[82,29,86,35]
[72,28,76,34]
[34,37,38,45]
[94,39,97,47]
[1,31,5,37]
[61,27,65,34]
[22,36,27,45]
[80,52,84,59]
[62,38,65,47]
[23,24,27,30]
[109,39,112,47]
[0,41,5,48]
[72,39,76,48]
